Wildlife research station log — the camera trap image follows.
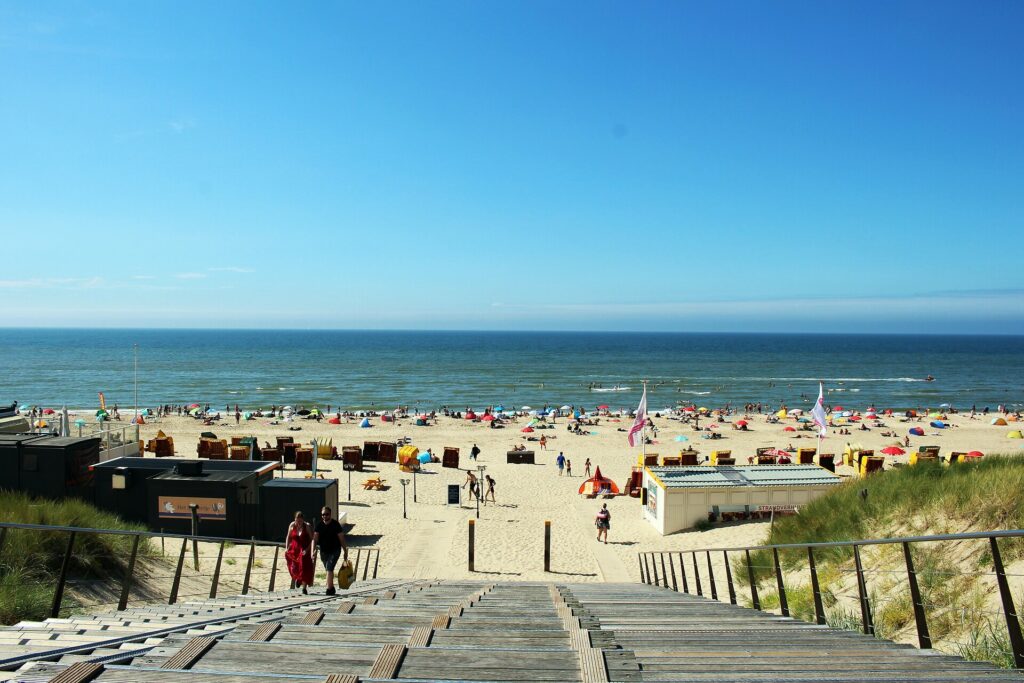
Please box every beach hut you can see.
[578,467,619,497]
[641,465,840,535]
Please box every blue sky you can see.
[1,1,1022,333]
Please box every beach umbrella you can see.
[930,421,946,429]
[735,420,748,427]
[849,416,862,422]
[833,406,844,411]
[328,417,341,424]
[74,418,86,428]
[776,409,788,418]
[465,412,477,420]
[992,418,1008,426]
[797,417,811,423]
[783,426,796,432]
[188,403,200,408]
[521,427,534,433]
[297,409,311,416]
[966,450,984,458]
[561,405,572,411]
[35,420,47,428]
[189,407,201,416]
[598,404,609,410]
[909,427,925,436]
[762,448,789,458]
[42,408,55,415]
[481,414,496,422]
[707,423,719,429]
[683,406,696,412]
[939,403,951,408]
[521,406,532,410]
[789,409,803,415]
[674,435,689,442]
[881,446,905,456]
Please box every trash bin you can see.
[259,478,339,541]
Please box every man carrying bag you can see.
[313,506,348,595]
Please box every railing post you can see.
[852,544,874,635]
[643,554,652,584]
[652,554,661,586]
[50,531,76,618]
[990,536,1024,668]
[468,520,475,572]
[638,555,647,584]
[372,548,380,579]
[745,549,760,610]
[678,552,689,594]
[902,541,931,649]
[353,548,362,580]
[692,553,703,597]
[118,535,141,611]
[660,553,669,590]
[209,541,225,599]
[706,551,718,601]
[772,547,789,617]
[544,521,551,572]
[241,539,255,595]
[808,546,826,625]
[268,546,279,592]
[362,549,371,580]
[668,553,678,592]
[169,537,188,605]
[723,550,736,605]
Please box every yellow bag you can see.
[336,559,354,590]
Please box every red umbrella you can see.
[683,406,696,412]
[465,412,477,420]
[521,427,534,433]
[967,450,984,458]
[833,406,844,411]
[328,417,341,424]
[481,414,496,421]
[42,408,55,415]
[783,426,796,432]
[881,446,905,455]
[762,448,789,458]
[735,420,748,426]
[597,404,609,410]
[849,415,862,422]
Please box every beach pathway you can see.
[385,509,459,578]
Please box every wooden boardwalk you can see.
[12,581,1024,682]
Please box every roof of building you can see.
[647,465,841,489]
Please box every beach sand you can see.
[131,409,1022,583]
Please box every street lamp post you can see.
[413,467,417,503]
[399,479,410,519]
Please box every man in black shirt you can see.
[313,506,348,595]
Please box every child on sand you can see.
[565,459,572,476]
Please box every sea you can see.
[1,329,1022,413]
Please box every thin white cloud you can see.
[0,277,103,289]
[131,275,157,280]
[175,272,207,280]
[208,266,254,273]
[168,118,196,133]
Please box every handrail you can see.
[637,527,1024,669]
[0,521,382,618]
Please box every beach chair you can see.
[816,453,836,473]
[796,448,816,464]
[342,446,362,471]
[282,442,298,465]
[443,447,460,469]
[229,445,249,461]
[231,436,245,447]
[378,442,398,463]
[944,451,968,465]
[909,447,939,466]
[316,439,335,459]
[261,447,280,463]
[756,455,776,465]
[294,447,313,471]
[861,456,884,477]
[207,440,228,460]
[362,441,380,462]
[679,450,699,466]
[716,457,736,466]
[661,455,682,466]
[643,454,659,467]
[710,450,731,466]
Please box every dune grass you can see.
[0,492,151,623]
[732,455,1024,668]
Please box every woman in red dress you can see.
[285,511,315,593]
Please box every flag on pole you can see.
[628,384,648,447]
[811,382,828,437]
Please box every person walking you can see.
[313,507,348,595]
[565,459,573,477]
[284,511,315,594]
[539,435,547,450]
[464,470,479,500]
[584,458,592,477]
[556,452,565,476]
[485,474,496,503]
[470,443,481,461]
[595,503,611,544]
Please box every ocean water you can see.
[1,329,1022,412]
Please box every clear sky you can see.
[1,1,1022,333]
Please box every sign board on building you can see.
[757,504,799,513]
[158,496,227,520]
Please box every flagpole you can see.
[641,380,647,460]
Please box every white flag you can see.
[628,384,647,447]
[811,382,828,437]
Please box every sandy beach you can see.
[122,405,1024,584]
